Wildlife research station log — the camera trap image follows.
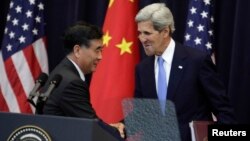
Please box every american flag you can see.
[184,0,214,54]
[0,0,48,113]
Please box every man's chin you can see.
[145,52,155,56]
[91,67,97,72]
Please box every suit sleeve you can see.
[199,55,236,123]
[134,65,142,98]
[59,79,97,118]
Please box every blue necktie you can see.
[157,56,167,114]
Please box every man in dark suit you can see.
[41,22,125,139]
[134,3,235,141]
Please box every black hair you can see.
[63,21,103,54]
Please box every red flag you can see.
[0,0,48,113]
[90,0,140,123]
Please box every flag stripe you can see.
[13,50,37,113]
[12,51,35,97]
[0,53,20,112]
[33,37,48,74]
[23,44,42,80]
[4,58,32,113]
[0,86,9,111]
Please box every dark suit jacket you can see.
[134,42,235,141]
[42,58,97,118]
[41,58,124,140]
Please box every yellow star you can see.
[129,0,134,2]
[109,0,114,8]
[116,38,133,55]
[103,31,112,47]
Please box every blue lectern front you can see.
[0,112,119,141]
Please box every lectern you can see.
[0,112,119,141]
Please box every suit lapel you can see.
[167,43,187,100]
[64,58,89,89]
[63,58,79,75]
[148,56,158,98]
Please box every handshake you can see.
[109,122,126,139]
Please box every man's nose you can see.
[97,52,102,60]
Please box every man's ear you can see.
[163,27,171,38]
[73,45,81,58]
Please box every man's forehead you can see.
[88,39,103,48]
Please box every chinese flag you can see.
[90,0,140,123]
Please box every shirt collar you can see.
[155,38,175,65]
[67,58,85,81]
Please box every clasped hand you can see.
[109,122,125,138]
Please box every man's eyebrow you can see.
[96,46,103,50]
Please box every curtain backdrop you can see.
[1,0,250,124]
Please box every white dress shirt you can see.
[155,38,175,94]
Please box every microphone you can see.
[40,74,62,102]
[35,74,62,114]
[27,72,48,106]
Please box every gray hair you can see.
[135,3,175,33]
